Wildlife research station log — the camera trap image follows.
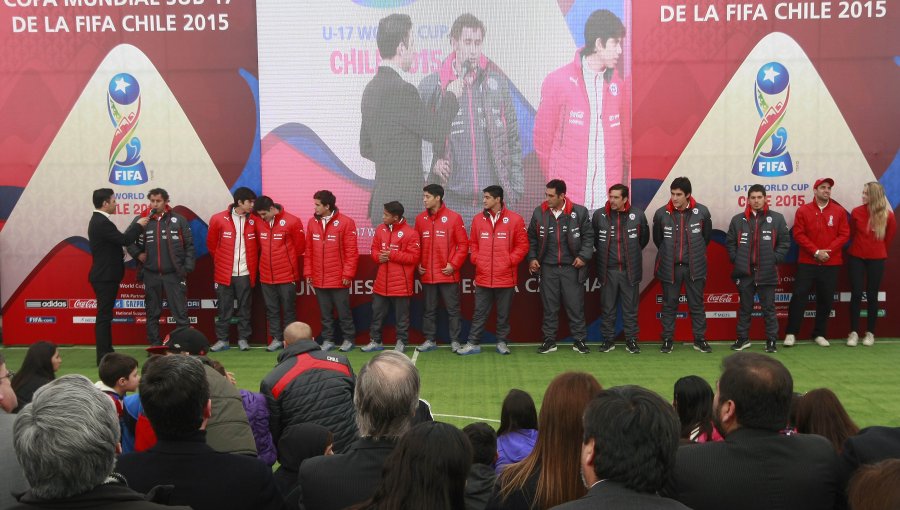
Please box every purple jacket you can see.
[496,429,538,475]
[240,390,277,466]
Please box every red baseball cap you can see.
[814,178,835,189]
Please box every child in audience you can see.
[95,352,140,453]
[673,375,723,444]
[495,389,539,474]
[463,422,498,510]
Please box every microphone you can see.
[149,208,158,217]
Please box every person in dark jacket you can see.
[260,321,356,452]
[274,424,333,508]
[592,183,649,353]
[463,422,498,510]
[127,188,195,347]
[652,177,712,354]
[528,179,595,354]
[726,184,790,353]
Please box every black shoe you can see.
[572,340,590,354]
[660,338,674,354]
[597,341,615,353]
[625,338,641,354]
[538,340,557,354]
[765,340,778,353]
[731,339,751,351]
[694,339,712,353]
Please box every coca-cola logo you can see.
[705,294,737,304]
[70,299,97,309]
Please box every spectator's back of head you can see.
[13,375,119,499]
[284,321,313,345]
[793,388,859,453]
[673,375,715,440]
[278,423,333,470]
[498,388,538,435]
[463,422,497,466]
[583,385,680,493]
[139,355,210,440]
[848,459,900,510]
[716,353,793,433]
[354,351,419,439]
[98,352,139,389]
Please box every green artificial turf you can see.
[3,340,899,429]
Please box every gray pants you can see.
[539,264,587,343]
[316,287,355,343]
[468,286,514,345]
[144,271,188,345]
[422,283,461,343]
[370,294,410,344]
[661,265,707,341]
[261,282,297,342]
[736,276,776,342]
[214,275,252,342]
[600,269,640,341]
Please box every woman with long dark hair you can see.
[11,341,61,413]
[673,375,722,444]
[793,388,859,453]
[488,372,602,510]
[496,389,539,474]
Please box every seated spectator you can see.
[552,386,689,509]
[207,358,276,466]
[349,422,472,510]
[488,372,602,510]
[1,352,29,509]
[95,352,140,453]
[261,321,357,452]
[10,374,189,509]
[672,375,722,444]
[298,351,419,510]
[668,353,842,510]
[274,423,333,508]
[838,425,900,487]
[794,388,859,453]
[847,459,900,510]
[124,355,164,453]
[464,422,498,510]
[496,389,539,474]
[12,341,60,413]
[115,355,284,510]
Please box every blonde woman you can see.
[846,182,896,346]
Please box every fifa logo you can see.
[107,73,149,186]
[752,62,793,177]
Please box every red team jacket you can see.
[256,207,306,284]
[469,207,529,288]
[847,205,897,260]
[304,210,359,288]
[206,206,259,286]
[792,199,850,266]
[371,218,420,297]
[414,204,468,284]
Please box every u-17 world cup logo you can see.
[752,62,793,177]
[107,73,148,186]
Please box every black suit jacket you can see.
[360,66,459,225]
[88,211,143,283]
[838,426,900,485]
[669,427,842,510]
[297,437,396,510]
[551,481,690,510]
[115,432,284,510]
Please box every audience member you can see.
[496,389,539,474]
[669,353,842,510]
[838,425,900,486]
[115,355,284,510]
[11,341,60,413]
[551,386,689,509]
[207,358,276,465]
[10,375,188,509]
[349,421,472,510]
[847,459,900,510]
[487,372,602,510]
[95,352,140,453]
[297,350,420,510]
[672,375,722,444]
[794,388,859,453]
[1,352,29,509]
[260,321,357,452]
[274,423,333,508]
[464,422,498,510]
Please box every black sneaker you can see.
[730,339,751,351]
[625,338,641,354]
[573,340,590,354]
[660,338,674,354]
[765,340,778,353]
[597,341,615,353]
[537,340,557,354]
[694,339,713,353]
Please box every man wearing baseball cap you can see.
[783,178,849,348]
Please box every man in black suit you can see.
[668,353,842,510]
[553,386,689,510]
[88,188,147,365]
[297,351,420,510]
[839,426,900,485]
[360,13,463,227]
[115,355,284,510]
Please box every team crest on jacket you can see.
[503,217,509,224]
[692,208,699,214]
[441,216,447,223]
[570,212,576,218]
[333,220,339,226]
[249,219,254,225]
[766,216,772,223]
[398,231,404,238]
[610,83,618,96]
[629,213,635,220]
[280,219,286,226]
[171,217,177,223]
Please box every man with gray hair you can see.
[297,350,420,510]
[9,374,187,509]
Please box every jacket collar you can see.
[425,203,447,220]
[744,202,769,220]
[142,204,172,219]
[438,52,490,89]
[541,199,573,215]
[666,196,697,214]
[278,339,321,362]
[604,199,631,215]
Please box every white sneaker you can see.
[495,341,511,355]
[321,340,336,352]
[450,341,462,353]
[846,332,859,347]
[360,341,384,352]
[265,340,282,352]
[394,341,406,353]
[783,334,796,347]
[238,339,251,351]
[862,332,875,346]
[814,336,831,347]
[339,340,355,352]
[210,340,230,352]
